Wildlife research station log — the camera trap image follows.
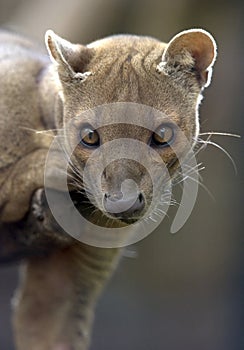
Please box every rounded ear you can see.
[45,30,93,79]
[159,29,217,87]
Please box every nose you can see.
[103,191,145,219]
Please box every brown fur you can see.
[0,28,216,349]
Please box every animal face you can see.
[46,29,216,225]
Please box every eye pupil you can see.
[159,128,165,138]
[151,124,174,147]
[80,126,100,147]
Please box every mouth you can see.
[69,190,143,227]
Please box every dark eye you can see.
[151,124,175,147]
[80,126,100,147]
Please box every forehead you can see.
[72,102,181,130]
[73,36,192,119]
[65,36,198,139]
[88,36,165,82]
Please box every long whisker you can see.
[192,134,212,157]
[197,138,238,174]
[173,162,205,186]
[199,131,240,138]
[183,163,205,182]
[183,174,215,201]
[19,126,61,137]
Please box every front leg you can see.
[0,188,70,264]
[8,189,120,350]
[13,243,119,350]
[0,186,120,350]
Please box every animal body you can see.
[0,28,216,349]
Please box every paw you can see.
[30,188,55,232]
[30,188,70,239]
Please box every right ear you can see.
[45,30,93,81]
[157,29,217,88]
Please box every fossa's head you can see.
[46,29,216,225]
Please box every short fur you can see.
[0,28,216,349]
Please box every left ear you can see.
[45,30,93,81]
[158,29,217,87]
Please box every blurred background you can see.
[0,0,243,349]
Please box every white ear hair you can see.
[158,28,217,87]
[45,30,71,65]
[45,30,92,82]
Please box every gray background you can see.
[0,0,243,349]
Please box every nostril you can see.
[138,192,143,203]
[104,191,123,202]
[135,192,145,212]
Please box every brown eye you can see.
[151,124,175,147]
[80,127,100,147]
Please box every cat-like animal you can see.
[0,28,216,349]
